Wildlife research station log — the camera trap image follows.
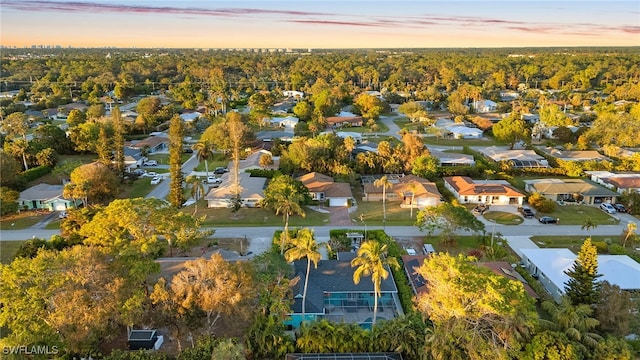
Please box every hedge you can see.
[19,165,51,183]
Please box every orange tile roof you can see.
[445,176,524,197]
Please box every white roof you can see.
[336,131,362,139]
[521,248,640,292]
[447,126,483,136]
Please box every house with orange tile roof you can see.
[444,176,525,205]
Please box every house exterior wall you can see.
[521,254,563,303]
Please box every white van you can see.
[423,244,435,255]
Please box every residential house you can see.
[179,111,202,122]
[444,176,525,205]
[434,118,483,139]
[541,126,580,140]
[127,135,168,154]
[472,99,497,113]
[523,178,620,205]
[586,171,640,194]
[297,172,353,207]
[19,183,81,211]
[285,252,403,329]
[541,148,608,162]
[428,148,476,167]
[236,149,279,171]
[326,113,364,128]
[123,147,144,172]
[362,174,442,208]
[204,172,266,208]
[476,146,549,168]
[335,131,363,144]
[520,248,640,302]
[283,90,304,99]
[269,116,299,129]
[500,91,520,101]
[271,99,297,114]
[477,261,539,300]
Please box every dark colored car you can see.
[538,216,558,224]
[214,167,228,174]
[519,206,535,218]
[613,203,627,213]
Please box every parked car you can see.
[143,160,158,166]
[58,211,68,219]
[183,148,193,153]
[206,176,223,184]
[599,203,617,214]
[612,203,627,213]
[150,177,161,185]
[538,216,558,224]
[519,206,535,218]
[472,204,489,215]
[214,167,228,174]
[142,171,158,177]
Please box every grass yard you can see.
[422,234,487,256]
[530,235,621,253]
[186,200,329,227]
[117,178,155,199]
[544,205,617,225]
[146,153,192,164]
[483,211,524,225]
[351,200,418,226]
[0,241,24,264]
[0,211,46,230]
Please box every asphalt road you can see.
[145,153,198,200]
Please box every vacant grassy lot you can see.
[421,235,488,256]
[186,200,329,227]
[0,241,24,264]
[117,177,155,199]
[544,205,617,225]
[351,200,417,226]
[530,235,621,253]
[0,211,46,230]
[484,211,524,225]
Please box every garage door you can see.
[329,198,348,207]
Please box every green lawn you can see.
[422,235,487,256]
[0,211,46,230]
[351,200,417,226]
[483,211,524,225]
[530,235,621,253]
[186,200,329,227]
[117,178,155,199]
[543,205,617,225]
[146,153,192,164]
[0,241,24,264]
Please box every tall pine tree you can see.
[564,238,602,306]
[111,106,125,177]
[168,114,185,208]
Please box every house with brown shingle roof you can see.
[325,116,363,128]
[363,174,442,208]
[587,171,640,194]
[297,172,353,207]
[524,178,620,205]
[444,176,525,205]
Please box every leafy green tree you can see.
[0,186,19,216]
[186,175,205,214]
[152,254,254,331]
[32,123,74,155]
[564,238,602,306]
[411,154,439,179]
[0,151,23,188]
[79,198,209,258]
[416,202,485,246]
[168,114,185,208]
[416,253,537,360]
[35,147,57,167]
[353,93,386,121]
[293,100,313,121]
[522,330,582,360]
[398,101,427,122]
[86,103,105,121]
[64,161,118,205]
[492,112,530,149]
[371,314,428,359]
[351,240,400,327]
[622,222,637,248]
[68,121,101,153]
[594,281,636,337]
[245,315,295,359]
[260,175,307,254]
[66,108,86,127]
[284,228,323,316]
[581,217,597,237]
[295,319,371,353]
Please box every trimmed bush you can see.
[19,165,51,183]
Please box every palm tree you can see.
[351,240,399,327]
[284,228,324,316]
[406,182,418,219]
[261,175,306,254]
[374,175,393,227]
[186,175,205,215]
[622,222,637,248]
[191,141,214,178]
[541,298,602,349]
[581,217,597,237]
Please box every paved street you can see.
[145,153,198,201]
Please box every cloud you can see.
[2,0,332,17]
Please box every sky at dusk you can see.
[1,0,639,48]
